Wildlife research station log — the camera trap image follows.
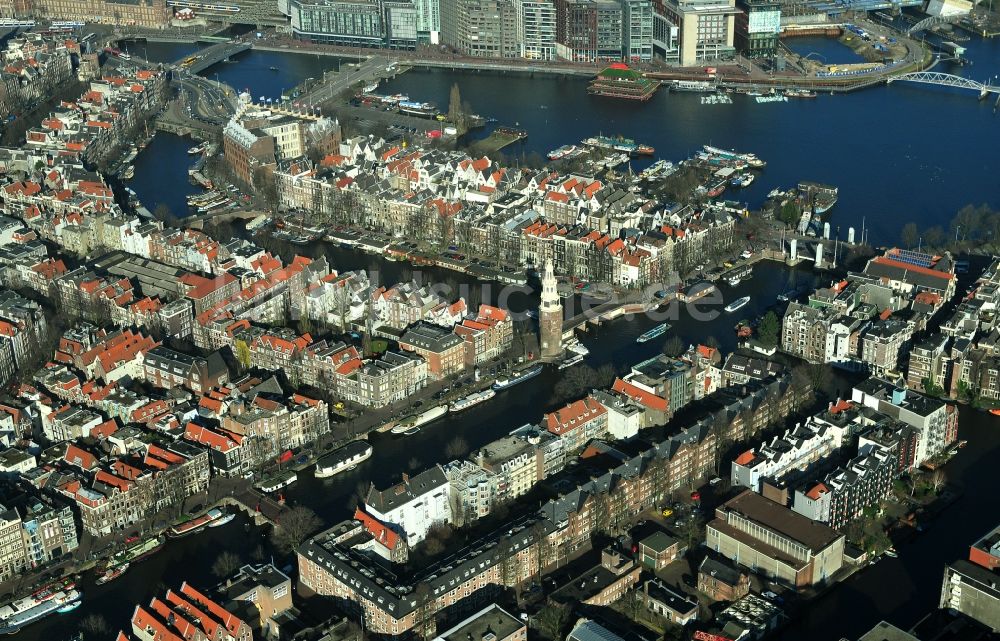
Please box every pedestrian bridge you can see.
[887,72,1000,98]
[907,14,964,35]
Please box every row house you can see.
[0,289,48,386]
[141,346,230,395]
[544,396,609,453]
[730,412,851,494]
[55,441,209,536]
[221,392,330,466]
[0,488,78,582]
[792,441,898,530]
[129,581,252,641]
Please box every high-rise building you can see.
[414,0,441,41]
[555,0,624,62]
[289,0,418,48]
[440,0,519,58]
[624,0,654,62]
[735,0,780,58]
[660,0,737,66]
[539,259,563,360]
[516,0,557,60]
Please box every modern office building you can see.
[660,0,737,66]
[555,0,624,62]
[516,0,558,60]
[440,0,519,58]
[623,0,654,61]
[289,0,418,48]
[735,0,779,58]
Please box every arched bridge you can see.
[907,14,964,35]
[887,72,1000,98]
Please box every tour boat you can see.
[636,323,670,343]
[724,296,751,313]
[314,440,373,478]
[0,589,79,633]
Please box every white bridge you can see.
[907,14,963,35]
[887,72,1000,98]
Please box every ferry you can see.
[636,323,670,343]
[492,364,544,392]
[95,562,129,585]
[314,440,373,478]
[724,296,751,313]
[169,508,224,537]
[255,470,298,493]
[207,513,235,528]
[547,145,577,161]
[0,589,78,634]
[558,354,585,370]
[449,389,496,412]
[391,405,447,434]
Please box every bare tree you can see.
[445,436,469,459]
[271,506,323,554]
[211,550,242,578]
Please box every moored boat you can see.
[547,145,577,161]
[449,389,496,412]
[95,562,129,585]
[314,440,373,478]
[391,405,447,434]
[169,508,224,537]
[558,354,584,370]
[111,535,163,565]
[207,513,235,528]
[255,470,298,493]
[492,364,544,392]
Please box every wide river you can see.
[22,28,1000,641]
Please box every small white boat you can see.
[724,296,750,313]
[207,513,235,528]
[558,354,584,370]
[566,341,590,356]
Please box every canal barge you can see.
[492,364,544,392]
[255,470,298,493]
[391,405,447,434]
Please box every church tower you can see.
[539,259,564,360]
